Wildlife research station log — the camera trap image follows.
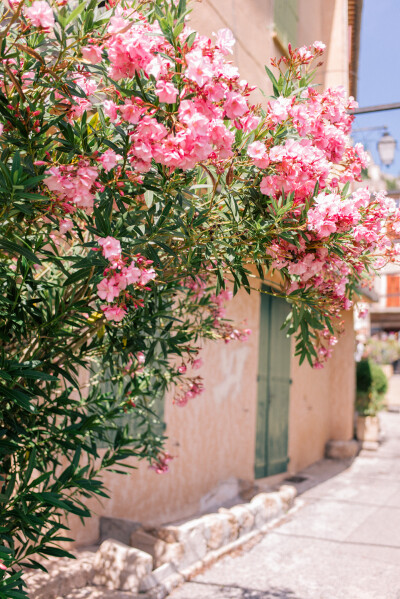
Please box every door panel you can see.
[255,287,291,478]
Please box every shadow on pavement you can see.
[176,580,303,599]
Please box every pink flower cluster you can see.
[45,162,100,213]
[123,351,145,377]
[24,1,54,32]
[149,451,174,474]
[246,58,366,205]
[97,236,156,322]
[100,10,257,173]
[265,186,400,365]
[173,376,204,407]
[259,139,330,203]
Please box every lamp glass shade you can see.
[377,132,397,166]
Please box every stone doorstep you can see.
[27,485,297,599]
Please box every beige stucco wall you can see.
[68,285,261,546]
[288,310,356,474]
[298,0,349,89]
[189,0,275,105]
[191,0,349,101]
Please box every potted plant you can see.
[355,359,388,448]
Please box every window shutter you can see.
[387,275,400,308]
[274,0,298,52]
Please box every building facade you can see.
[69,0,362,547]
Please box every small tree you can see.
[1,0,399,595]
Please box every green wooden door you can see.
[255,288,291,478]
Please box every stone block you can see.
[156,517,204,544]
[155,519,208,569]
[278,485,297,510]
[93,538,153,592]
[130,528,184,568]
[360,440,379,451]
[139,562,178,592]
[178,524,207,569]
[130,528,159,558]
[226,503,255,536]
[325,439,360,459]
[61,588,133,599]
[99,516,141,545]
[201,513,233,551]
[249,492,281,528]
[154,540,184,568]
[27,552,95,599]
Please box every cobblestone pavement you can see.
[169,411,400,599]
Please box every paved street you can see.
[170,410,400,599]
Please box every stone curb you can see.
[27,484,297,599]
[141,491,300,599]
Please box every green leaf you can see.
[144,190,154,207]
[264,66,280,97]
[0,239,41,265]
[65,1,86,26]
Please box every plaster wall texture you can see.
[288,310,356,474]
[298,0,349,90]
[67,0,355,545]
[68,285,261,547]
[190,0,349,101]
[189,0,275,106]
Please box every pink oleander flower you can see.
[123,263,142,285]
[297,46,313,62]
[103,100,118,122]
[313,40,326,52]
[241,114,260,132]
[98,236,121,261]
[224,91,248,119]
[120,100,145,124]
[155,80,178,104]
[81,45,103,64]
[214,28,235,55]
[59,219,73,235]
[0,124,3,136]
[140,268,156,285]
[25,1,54,30]
[192,358,203,370]
[67,98,92,122]
[247,141,270,168]
[313,361,324,369]
[97,274,126,302]
[150,452,173,474]
[99,149,120,172]
[185,49,213,87]
[269,96,292,123]
[101,304,127,322]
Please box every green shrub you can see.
[371,362,388,396]
[356,359,387,416]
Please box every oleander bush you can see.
[1,0,400,595]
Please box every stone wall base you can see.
[27,485,297,599]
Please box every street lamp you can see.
[377,131,397,167]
